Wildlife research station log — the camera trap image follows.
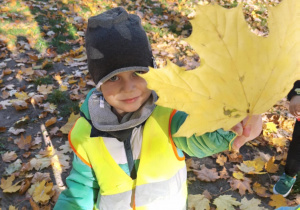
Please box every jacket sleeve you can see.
[287,80,300,101]
[54,154,99,210]
[171,111,236,158]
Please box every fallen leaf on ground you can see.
[188,194,210,210]
[269,194,287,208]
[1,151,18,162]
[213,195,241,210]
[5,159,22,175]
[0,175,22,193]
[60,112,80,134]
[216,154,227,166]
[32,180,54,204]
[15,135,32,150]
[45,117,57,127]
[233,171,245,180]
[265,156,279,173]
[193,165,220,182]
[240,197,267,210]
[229,177,253,195]
[8,127,25,135]
[253,182,270,197]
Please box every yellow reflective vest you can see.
[69,106,187,210]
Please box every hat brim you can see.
[95,66,149,89]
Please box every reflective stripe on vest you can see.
[69,106,187,210]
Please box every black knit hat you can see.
[85,7,155,88]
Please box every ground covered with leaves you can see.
[0,0,299,209]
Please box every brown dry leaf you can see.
[49,126,60,136]
[29,198,40,210]
[202,190,212,200]
[0,175,22,193]
[228,177,253,195]
[19,178,32,195]
[225,151,243,163]
[2,151,18,162]
[37,146,54,158]
[32,180,53,204]
[37,85,53,95]
[31,172,51,184]
[253,182,270,197]
[30,158,51,171]
[60,112,80,134]
[213,195,241,210]
[0,127,7,132]
[16,135,32,150]
[269,194,287,209]
[265,157,279,173]
[216,154,227,166]
[188,194,210,210]
[78,77,86,88]
[45,117,57,127]
[193,165,220,182]
[1,90,10,99]
[219,167,230,179]
[186,158,200,172]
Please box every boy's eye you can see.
[109,75,119,81]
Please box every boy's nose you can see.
[122,79,135,92]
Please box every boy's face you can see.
[100,70,152,117]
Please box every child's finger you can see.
[231,123,243,136]
[242,125,251,137]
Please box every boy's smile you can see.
[100,70,152,118]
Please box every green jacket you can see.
[54,89,236,209]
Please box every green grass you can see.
[47,89,80,117]
[293,172,300,194]
[33,75,53,86]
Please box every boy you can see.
[273,80,300,197]
[54,7,262,210]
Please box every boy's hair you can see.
[85,7,155,88]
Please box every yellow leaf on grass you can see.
[60,112,80,134]
[32,180,53,203]
[188,194,210,210]
[213,195,241,210]
[269,194,287,208]
[141,0,300,137]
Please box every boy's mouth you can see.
[121,96,139,103]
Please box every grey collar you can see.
[88,90,157,132]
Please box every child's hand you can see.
[231,115,262,151]
[289,95,300,117]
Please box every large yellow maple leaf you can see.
[142,0,300,137]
